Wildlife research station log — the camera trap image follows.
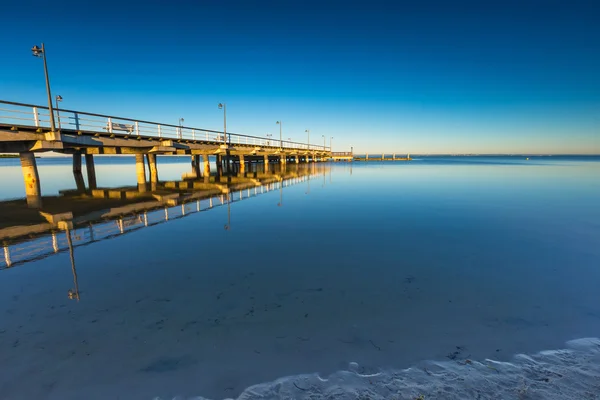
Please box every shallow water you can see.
[0,156,599,399]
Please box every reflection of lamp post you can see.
[31,43,56,132]
[55,95,63,129]
[178,117,184,139]
[65,228,80,301]
[276,121,282,148]
[277,178,283,206]
[218,103,228,145]
[224,193,231,230]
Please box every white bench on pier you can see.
[105,121,134,134]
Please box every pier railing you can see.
[0,100,330,152]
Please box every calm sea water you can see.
[0,156,599,399]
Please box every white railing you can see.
[0,100,331,152]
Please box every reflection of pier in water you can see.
[1,163,328,272]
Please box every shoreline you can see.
[200,337,600,400]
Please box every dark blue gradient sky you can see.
[1,0,599,153]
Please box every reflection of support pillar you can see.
[193,155,201,179]
[239,155,246,175]
[147,153,158,190]
[73,152,86,192]
[20,152,42,208]
[203,154,210,183]
[135,154,147,192]
[3,244,11,267]
[85,154,97,190]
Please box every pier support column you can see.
[20,152,42,208]
[193,155,201,179]
[393,153,396,161]
[135,154,147,193]
[280,154,287,164]
[215,154,223,182]
[203,154,210,183]
[263,155,269,172]
[295,155,299,164]
[147,153,158,190]
[366,153,369,161]
[73,152,86,192]
[85,154,97,190]
[239,155,246,175]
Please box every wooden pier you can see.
[0,100,331,209]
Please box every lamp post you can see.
[31,43,56,132]
[305,129,310,150]
[322,135,325,150]
[276,121,282,148]
[330,136,333,151]
[55,95,63,129]
[178,117,184,139]
[218,103,228,145]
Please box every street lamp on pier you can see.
[322,135,325,150]
[330,136,333,151]
[218,103,228,145]
[305,129,310,150]
[31,43,56,132]
[276,121,282,148]
[55,95,63,129]
[178,117,184,139]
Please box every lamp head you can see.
[31,45,43,57]
[218,103,223,109]
[56,95,63,102]
[276,121,280,125]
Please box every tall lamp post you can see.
[322,135,325,150]
[218,103,228,145]
[178,117,184,139]
[276,121,282,148]
[330,136,333,151]
[55,95,63,129]
[305,129,310,150]
[31,43,56,132]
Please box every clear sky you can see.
[1,0,599,154]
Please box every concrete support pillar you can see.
[135,154,147,192]
[295,155,299,164]
[280,154,287,164]
[20,152,42,208]
[147,153,158,190]
[382,153,385,160]
[239,155,246,174]
[193,155,201,179]
[85,154,97,190]
[366,153,369,161]
[263,155,269,172]
[203,154,211,183]
[73,152,86,192]
[216,154,223,181]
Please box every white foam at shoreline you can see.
[169,338,600,400]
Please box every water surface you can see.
[0,156,599,399]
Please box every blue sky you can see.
[1,0,599,154]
